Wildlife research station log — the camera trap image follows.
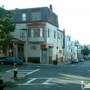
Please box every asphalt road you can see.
[2,60,90,90]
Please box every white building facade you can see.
[71,41,77,59]
[6,5,65,64]
[64,35,71,61]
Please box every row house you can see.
[71,40,78,60]
[6,5,65,64]
[77,41,82,58]
[64,36,82,62]
[64,35,71,61]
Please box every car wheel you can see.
[1,62,4,65]
[71,62,73,64]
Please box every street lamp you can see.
[13,43,17,68]
[13,43,18,78]
[21,29,28,64]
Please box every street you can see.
[1,60,90,90]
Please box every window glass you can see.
[31,28,34,37]
[54,31,56,38]
[40,28,43,37]
[31,12,41,21]
[37,12,41,20]
[48,29,50,37]
[18,47,20,52]
[35,28,38,37]
[22,13,26,21]
[21,47,23,52]
[32,12,36,20]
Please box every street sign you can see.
[59,50,62,53]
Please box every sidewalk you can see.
[0,71,26,83]
[24,59,71,66]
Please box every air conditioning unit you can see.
[31,46,37,49]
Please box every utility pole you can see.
[22,29,28,64]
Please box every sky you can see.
[0,0,90,45]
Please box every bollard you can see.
[14,68,18,78]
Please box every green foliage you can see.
[2,33,13,52]
[0,6,15,38]
[0,6,15,53]
[82,46,90,55]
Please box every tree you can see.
[0,6,15,54]
[82,46,90,56]
[2,33,13,53]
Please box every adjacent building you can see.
[64,35,71,61]
[71,41,78,60]
[77,41,82,58]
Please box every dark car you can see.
[0,76,5,90]
[83,56,88,60]
[0,57,23,65]
[78,57,84,62]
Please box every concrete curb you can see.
[23,60,71,66]
[0,72,26,83]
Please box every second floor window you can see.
[31,28,34,37]
[57,32,60,39]
[48,29,50,37]
[34,28,38,37]
[30,28,44,37]
[31,12,41,21]
[54,31,56,38]
[40,28,43,37]
[22,13,26,21]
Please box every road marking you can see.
[23,78,37,85]
[18,78,56,86]
[18,72,31,74]
[6,68,18,72]
[6,69,40,76]
[66,78,70,79]
[26,69,40,75]
[42,78,54,85]
[87,70,90,71]
[18,70,33,71]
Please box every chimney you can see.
[50,4,53,11]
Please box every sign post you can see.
[59,50,62,63]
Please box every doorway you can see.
[18,45,24,59]
[41,49,47,63]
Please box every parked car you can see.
[78,57,84,62]
[0,57,23,65]
[0,76,5,90]
[71,58,78,64]
[83,56,88,60]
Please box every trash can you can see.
[53,60,57,65]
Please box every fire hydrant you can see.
[14,68,18,78]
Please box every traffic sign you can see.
[59,50,62,53]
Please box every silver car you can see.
[71,58,78,64]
